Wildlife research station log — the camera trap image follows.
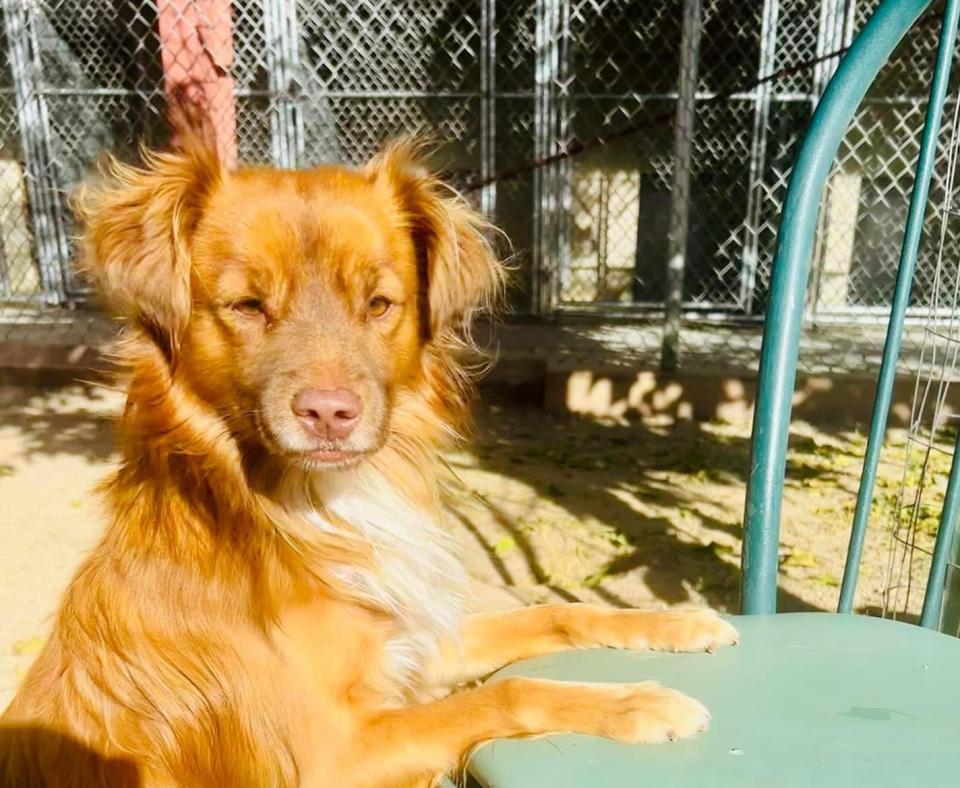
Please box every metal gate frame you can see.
[1,0,946,342]
[3,0,70,304]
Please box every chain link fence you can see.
[0,0,956,377]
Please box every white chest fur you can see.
[292,467,467,688]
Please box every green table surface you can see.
[467,613,960,787]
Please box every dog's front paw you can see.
[610,608,739,653]
[592,682,711,744]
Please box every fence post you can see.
[532,0,571,315]
[739,0,780,315]
[263,0,304,168]
[660,0,702,371]
[2,0,69,304]
[480,0,497,218]
[808,0,858,321]
[532,0,551,314]
[555,0,572,307]
[813,0,848,93]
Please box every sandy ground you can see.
[0,384,939,710]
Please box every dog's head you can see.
[77,139,501,471]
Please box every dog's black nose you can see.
[292,388,362,440]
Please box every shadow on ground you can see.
[449,399,841,614]
[0,384,117,464]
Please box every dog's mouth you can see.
[295,448,368,469]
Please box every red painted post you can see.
[157,0,238,167]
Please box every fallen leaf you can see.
[812,572,840,587]
[12,636,46,656]
[493,536,517,556]
[781,550,818,568]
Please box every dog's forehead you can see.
[203,166,410,270]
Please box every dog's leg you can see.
[354,676,709,787]
[429,604,739,686]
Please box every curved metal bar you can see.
[923,427,960,628]
[741,0,934,615]
[845,0,960,620]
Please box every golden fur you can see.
[1,134,737,787]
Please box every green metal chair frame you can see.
[742,0,960,624]
[465,2,960,785]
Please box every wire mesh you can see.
[0,0,956,378]
[882,73,960,624]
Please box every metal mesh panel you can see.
[684,99,754,308]
[881,80,960,622]
[803,3,960,378]
[565,99,673,304]
[771,1,819,95]
[698,0,761,94]
[0,0,956,379]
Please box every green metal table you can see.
[467,614,960,787]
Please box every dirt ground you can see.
[0,383,940,710]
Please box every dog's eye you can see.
[368,296,392,318]
[231,298,265,317]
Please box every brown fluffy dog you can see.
[1,134,737,787]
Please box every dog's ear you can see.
[367,139,503,338]
[74,137,220,359]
